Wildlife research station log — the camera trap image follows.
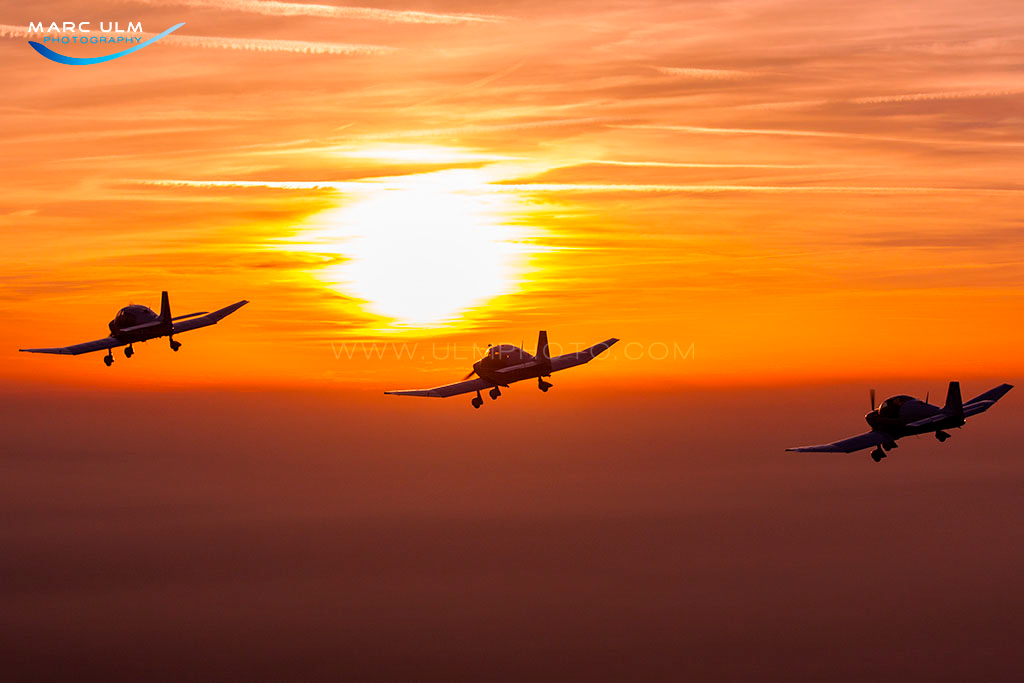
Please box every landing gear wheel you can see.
[538,378,552,393]
[104,352,113,367]
[471,394,483,409]
[170,339,181,352]
[489,387,501,400]
[870,448,885,463]
[935,430,950,443]
[125,345,134,358]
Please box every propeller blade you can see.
[462,369,477,380]
[870,388,876,411]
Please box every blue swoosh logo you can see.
[29,22,185,65]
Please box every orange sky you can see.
[2,0,1023,389]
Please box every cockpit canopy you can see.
[111,304,156,330]
[878,395,915,419]
[484,344,534,363]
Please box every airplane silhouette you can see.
[386,331,618,408]
[20,291,248,366]
[787,381,1013,462]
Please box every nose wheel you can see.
[471,391,483,409]
[124,344,134,358]
[170,338,181,352]
[870,447,886,463]
[538,378,552,392]
[489,387,501,400]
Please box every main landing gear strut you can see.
[104,349,114,367]
[471,391,484,409]
[124,344,134,358]
[935,430,951,442]
[538,377,552,392]
[170,337,181,352]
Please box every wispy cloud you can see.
[0,23,392,55]
[652,66,752,80]
[613,124,1024,148]
[356,117,610,140]
[132,179,1024,197]
[494,184,1024,196]
[850,88,1024,104]
[576,160,854,169]
[125,0,504,24]
[163,33,392,55]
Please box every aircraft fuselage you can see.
[864,396,964,440]
[107,304,171,343]
[472,345,551,386]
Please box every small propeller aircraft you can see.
[20,291,248,366]
[787,381,1013,462]
[386,331,618,408]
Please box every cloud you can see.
[124,0,504,24]
[612,124,1024,148]
[491,183,1024,196]
[575,160,850,169]
[850,88,1024,104]
[0,23,392,55]
[652,66,752,80]
[162,33,393,55]
[132,178,1024,197]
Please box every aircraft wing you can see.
[786,430,894,453]
[550,338,619,372]
[20,336,125,356]
[385,376,494,398]
[172,300,248,334]
[963,383,1013,417]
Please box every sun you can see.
[305,168,534,329]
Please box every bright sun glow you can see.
[305,169,534,329]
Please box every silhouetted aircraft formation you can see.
[17,291,1013,461]
[787,382,1013,462]
[386,331,618,408]
[20,291,248,366]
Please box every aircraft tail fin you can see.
[537,330,550,362]
[159,291,171,324]
[943,381,964,419]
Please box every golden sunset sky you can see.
[2,0,1023,388]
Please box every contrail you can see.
[123,0,504,24]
